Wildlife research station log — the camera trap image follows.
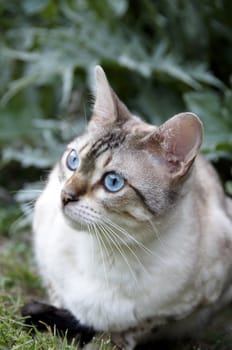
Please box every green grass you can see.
[1,208,232,350]
[0,215,80,350]
[0,297,78,349]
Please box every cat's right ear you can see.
[159,112,203,177]
[88,66,131,130]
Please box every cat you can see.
[23,66,232,349]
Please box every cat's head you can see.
[59,66,203,240]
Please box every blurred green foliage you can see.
[0,0,232,215]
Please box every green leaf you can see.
[2,146,56,168]
[0,92,43,144]
[106,0,128,16]
[22,0,51,14]
[225,181,232,196]
[131,83,184,125]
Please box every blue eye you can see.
[66,149,79,171]
[103,173,125,192]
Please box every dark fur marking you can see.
[80,132,126,173]
[128,184,156,215]
[102,154,112,168]
[87,132,126,160]
[129,184,177,217]
[21,301,95,346]
[165,190,178,207]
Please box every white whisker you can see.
[148,219,167,250]
[86,223,94,265]
[90,223,108,287]
[103,217,168,266]
[98,223,139,286]
[102,222,151,279]
[96,223,114,257]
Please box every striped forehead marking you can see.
[87,132,126,159]
[79,132,126,173]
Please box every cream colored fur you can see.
[33,66,232,349]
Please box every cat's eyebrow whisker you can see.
[99,223,139,287]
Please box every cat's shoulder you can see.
[194,154,232,219]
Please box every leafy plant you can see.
[1,0,232,166]
[0,0,231,229]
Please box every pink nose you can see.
[61,189,78,207]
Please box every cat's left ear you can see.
[88,66,131,130]
[156,112,203,177]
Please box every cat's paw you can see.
[21,300,58,330]
[21,300,95,345]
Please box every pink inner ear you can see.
[159,112,203,165]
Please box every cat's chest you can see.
[39,221,201,331]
